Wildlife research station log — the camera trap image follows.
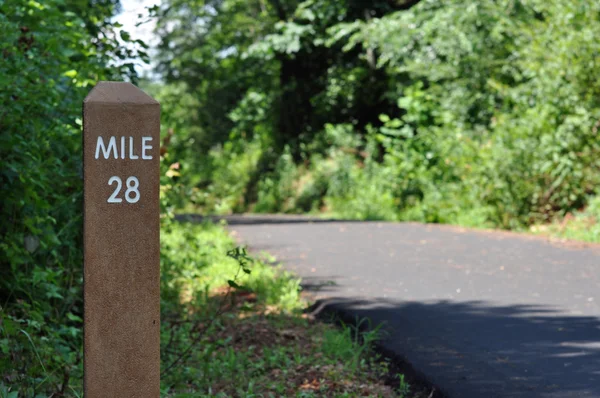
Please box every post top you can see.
[84,81,159,105]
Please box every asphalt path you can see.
[188,215,600,397]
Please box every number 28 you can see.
[108,176,140,203]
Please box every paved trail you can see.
[201,215,600,397]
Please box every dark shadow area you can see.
[309,295,600,398]
[176,214,365,225]
[299,275,341,294]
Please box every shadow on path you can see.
[310,294,600,398]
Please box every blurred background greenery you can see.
[2,0,600,395]
[150,0,600,230]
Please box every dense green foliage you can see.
[155,0,600,229]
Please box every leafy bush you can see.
[254,149,299,213]
[0,1,145,394]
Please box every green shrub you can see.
[0,1,144,394]
[254,149,299,213]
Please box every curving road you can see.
[188,215,600,397]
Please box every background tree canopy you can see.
[153,0,600,226]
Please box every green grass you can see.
[160,220,303,313]
[530,196,600,243]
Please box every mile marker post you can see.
[83,82,160,397]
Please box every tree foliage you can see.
[155,0,600,227]
[0,0,143,394]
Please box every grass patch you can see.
[160,221,409,397]
[530,196,600,243]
